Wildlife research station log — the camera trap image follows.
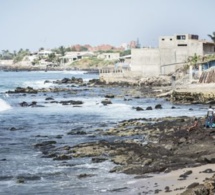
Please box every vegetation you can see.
[71,57,116,68]
[186,53,201,69]
[0,49,30,63]
[120,49,131,57]
[13,49,30,63]
[183,53,215,72]
[0,50,14,60]
[208,32,215,43]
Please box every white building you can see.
[60,51,94,65]
[37,50,54,57]
[97,53,120,61]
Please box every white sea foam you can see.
[62,70,87,75]
[23,80,56,89]
[0,98,11,112]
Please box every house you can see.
[60,51,94,65]
[97,53,120,61]
[37,50,54,57]
[131,34,215,77]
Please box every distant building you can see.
[37,50,54,57]
[129,41,137,49]
[97,53,120,61]
[131,34,215,77]
[60,51,94,65]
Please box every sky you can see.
[0,0,214,52]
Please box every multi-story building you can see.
[131,34,215,77]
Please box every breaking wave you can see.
[0,98,12,112]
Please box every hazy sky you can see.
[0,0,214,51]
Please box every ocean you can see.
[0,70,208,195]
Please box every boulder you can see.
[105,94,115,98]
[155,104,162,109]
[101,99,112,105]
[146,106,153,110]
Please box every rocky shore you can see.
[32,115,215,194]
[5,74,215,194]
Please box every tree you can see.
[187,53,201,69]
[1,50,13,60]
[13,48,30,63]
[120,49,131,57]
[59,46,65,56]
[47,53,56,62]
[208,32,215,43]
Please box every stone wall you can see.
[131,48,160,76]
[99,69,142,84]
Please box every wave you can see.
[62,70,87,75]
[0,98,11,112]
[23,80,56,89]
[37,70,87,74]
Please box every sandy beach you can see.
[126,164,215,195]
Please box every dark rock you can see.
[154,189,162,194]
[53,154,72,161]
[67,130,87,135]
[135,106,144,111]
[60,100,83,105]
[179,170,192,179]
[201,168,214,173]
[9,127,18,131]
[16,178,25,183]
[55,135,63,139]
[34,140,57,148]
[146,106,153,110]
[165,186,171,192]
[19,101,29,107]
[45,97,54,101]
[155,104,162,109]
[77,173,95,179]
[187,182,199,189]
[105,94,115,98]
[92,157,108,163]
[101,99,112,105]
[109,187,129,192]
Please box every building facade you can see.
[97,53,120,61]
[131,34,215,77]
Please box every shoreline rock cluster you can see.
[32,116,215,194]
[4,73,215,194]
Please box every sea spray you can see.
[0,98,11,112]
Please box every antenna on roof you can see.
[136,38,141,48]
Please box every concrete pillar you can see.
[199,64,202,77]
[189,65,193,82]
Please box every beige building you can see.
[97,53,120,61]
[131,34,215,77]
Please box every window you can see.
[162,38,165,41]
[178,44,187,47]
[177,35,186,40]
[191,35,198,40]
[170,39,172,41]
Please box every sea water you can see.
[0,70,208,195]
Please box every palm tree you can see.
[208,32,215,43]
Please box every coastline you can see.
[1,68,214,194]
